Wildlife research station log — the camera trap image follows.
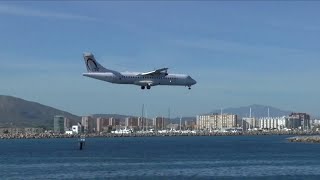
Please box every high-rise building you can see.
[54,115,65,134]
[242,117,257,131]
[108,117,121,126]
[288,113,310,130]
[197,114,237,131]
[153,117,166,130]
[109,117,114,126]
[125,117,139,128]
[108,117,122,130]
[64,118,71,131]
[81,116,95,133]
[96,117,109,132]
[96,117,102,132]
[184,120,196,130]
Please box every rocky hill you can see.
[0,95,80,128]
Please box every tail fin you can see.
[83,52,108,72]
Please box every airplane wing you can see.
[139,68,168,76]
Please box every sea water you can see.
[1,135,320,179]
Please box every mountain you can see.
[210,104,292,118]
[0,95,80,128]
[170,117,196,124]
[92,105,293,123]
[92,114,134,119]
[0,95,302,129]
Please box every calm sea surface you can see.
[1,136,320,179]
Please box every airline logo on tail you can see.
[83,52,116,73]
[86,58,99,72]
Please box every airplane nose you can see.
[187,77,196,85]
[192,79,197,85]
[186,76,196,86]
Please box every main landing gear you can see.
[188,86,191,90]
[141,86,151,90]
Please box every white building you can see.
[65,130,73,135]
[72,125,80,134]
[312,119,320,125]
[258,116,288,130]
[277,116,288,130]
[197,114,237,131]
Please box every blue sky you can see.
[0,2,320,117]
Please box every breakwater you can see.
[1,131,320,139]
[287,136,320,143]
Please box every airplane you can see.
[82,52,197,90]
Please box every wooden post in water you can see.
[79,135,86,150]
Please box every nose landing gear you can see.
[188,86,191,90]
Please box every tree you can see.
[3,129,9,134]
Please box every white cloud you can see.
[0,4,99,21]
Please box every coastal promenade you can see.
[1,131,320,139]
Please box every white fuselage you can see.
[83,72,196,87]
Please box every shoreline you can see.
[287,136,320,143]
[1,131,320,140]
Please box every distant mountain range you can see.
[210,104,292,118]
[0,95,302,128]
[91,114,133,119]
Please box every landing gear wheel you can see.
[188,86,191,90]
[147,85,151,90]
[141,86,145,90]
